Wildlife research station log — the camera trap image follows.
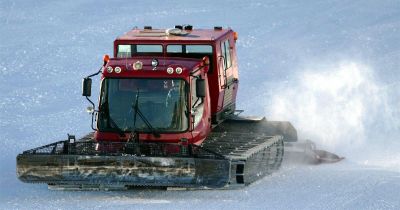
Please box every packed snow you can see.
[1,0,399,209]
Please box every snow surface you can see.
[1,0,400,209]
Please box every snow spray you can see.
[264,61,400,171]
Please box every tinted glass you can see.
[166,45,183,53]
[117,44,163,57]
[98,79,188,132]
[167,45,212,54]
[117,45,131,58]
[136,45,163,53]
[186,45,212,53]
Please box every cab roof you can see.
[116,27,231,42]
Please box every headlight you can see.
[133,61,143,70]
[167,67,174,74]
[114,66,122,73]
[106,66,113,73]
[175,67,183,74]
[151,58,159,67]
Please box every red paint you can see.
[95,28,239,145]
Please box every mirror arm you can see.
[85,66,103,79]
[192,97,200,109]
[90,111,96,131]
[85,96,97,131]
[84,66,103,131]
[86,96,95,108]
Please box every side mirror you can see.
[196,79,206,98]
[82,78,92,97]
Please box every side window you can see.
[191,77,204,128]
[224,40,232,69]
[220,42,226,70]
[220,40,232,70]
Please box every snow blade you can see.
[17,154,230,188]
[16,141,231,188]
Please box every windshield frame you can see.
[97,77,190,134]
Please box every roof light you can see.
[133,61,143,70]
[175,67,183,74]
[144,26,152,30]
[106,66,113,73]
[234,31,238,41]
[167,67,174,74]
[114,66,121,73]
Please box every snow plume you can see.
[264,61,400,170]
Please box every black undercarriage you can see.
[17,117,294,190]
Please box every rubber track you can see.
[203,131,284,186]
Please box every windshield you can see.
[98,78,188,133]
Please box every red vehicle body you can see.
[94,27,239,145]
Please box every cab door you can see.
[219,38,236,111]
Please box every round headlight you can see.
[175,67,183,74]
[106,66,113,73]
[166,67,174,74]
[114,66,121,73]
[133,61,143,70]
[151,58,159,67]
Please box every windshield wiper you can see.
[131,89,160,138]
